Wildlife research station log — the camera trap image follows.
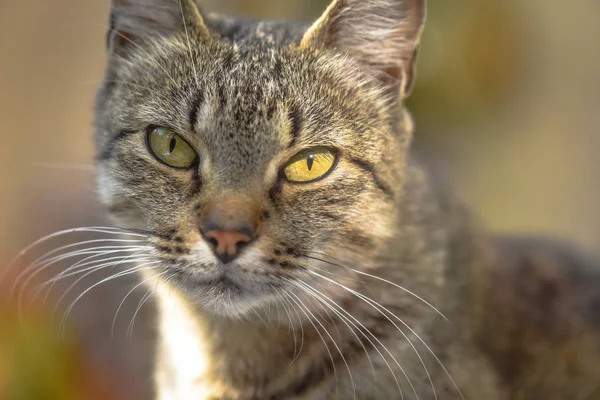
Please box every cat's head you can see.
[95,0,425,317]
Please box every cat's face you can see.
[95,0,423,317]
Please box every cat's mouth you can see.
[166,263,274,316]
[169,267,243,291]
[197,275,243,294]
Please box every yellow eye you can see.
[147,127,197,169]
[283,148,336,183]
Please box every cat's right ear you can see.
[107,0,210,59]
[301,0,425,99]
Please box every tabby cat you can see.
[94,0,600,398]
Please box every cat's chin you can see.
[167,272,273,318]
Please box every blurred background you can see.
[1,0,599,398]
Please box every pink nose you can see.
[203,230,253,264]
[197,193,260,264]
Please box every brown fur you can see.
[93,0,600,398]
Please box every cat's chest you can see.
[152,284,306,399]
[154,286,217,399]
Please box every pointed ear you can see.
[107,0,210,58]
[301,0,425,99]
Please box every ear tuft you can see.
[301,0,426,98]
[107,0,210,58]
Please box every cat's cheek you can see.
[109,205,148,231]
[95,170,144,228]
[95,166,118,207]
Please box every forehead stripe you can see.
[287,105,303,148]
[189,90,205,131]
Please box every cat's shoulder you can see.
[480,236,600,398]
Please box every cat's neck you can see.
[153,282,345,398]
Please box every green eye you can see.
[283,148,336,183]
[147,127,197,169]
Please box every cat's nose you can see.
[203,229,253,264]
[197,194,259,264]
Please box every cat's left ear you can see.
[107,0,210,58]
[301,0,425,99]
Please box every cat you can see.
[93,0,600,399]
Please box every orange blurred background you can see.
[1,0,599,398]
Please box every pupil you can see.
[307,154,314,171]
[169,137,176,153]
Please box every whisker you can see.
[300,283,342,343]
[2,226,150,288]
[250,307,269,327]
[33,252,152,303]
[44,244,151,277]
[126,276,163,340]
[310,267,465,400]
[270,292,283,331]
[112,271,165,338]
[14,244,152,302]
[282,291,305,364]
[50,251,153,319]
[292,279,405,399]
[127,287,154,339]
[265,300,273,328]
[283,291,338,383]
[178,0,199,88]
[309,269,430,400]
[14,246,152,301]
[273,291,299,361]
[307,252,449,322]
[286,287,356,400]
[292,280,379,388]
[59,262,161,338]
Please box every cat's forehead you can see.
[119,37,370,137]
[128,39,333,95]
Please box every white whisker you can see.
[127,280,161,339]
[308,253,449,322]
[18,243,151,292]
[273,291,299,360]
[38,248,149,286]
[2,226,149,288]
[51,251,153,318]
[33,252,151,303]
[309,270,429,400]
[286,288,356,400]
[310,269,464,400]
[14,245,152,303]
[112,271,165,338]
[293,280,378,386]
[292,278,405,399]
[282,291,305,364]
[59,262,161,338]
[178,0,199,88]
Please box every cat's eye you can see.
[147,127,197,169]
[283,148,336,183]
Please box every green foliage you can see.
[0,308,81,400]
